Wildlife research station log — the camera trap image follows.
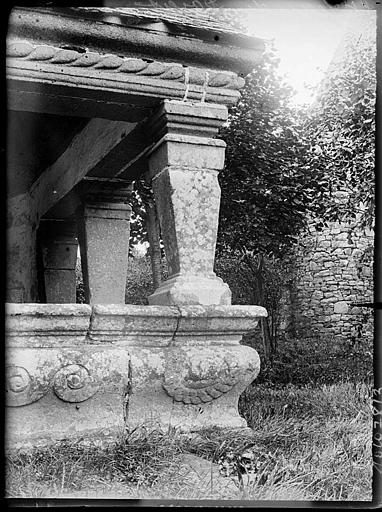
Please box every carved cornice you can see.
[8,7,264,77]
[7,40,246,112]
[7,41,245,90]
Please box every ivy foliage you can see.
[303,23,376,230]
[217,45,325,259]
[217,18,375,260]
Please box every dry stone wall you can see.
[281,220,373,341]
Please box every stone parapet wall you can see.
[5,303,266,449]
[281,220,373,341]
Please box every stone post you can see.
[146,100,231,306]
[6,193,38,303]
[39,219,78,303]
[76,180,132,304]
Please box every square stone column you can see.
[146,100,231,306]
[39,219,78,303]
[6,193,38,303]
[76,181,132,305]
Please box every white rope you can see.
[200,71,209,103]
[182,66,190,101]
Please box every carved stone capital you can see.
[145,100,228,140]
[148,134,226,179]
[78,179,133,219]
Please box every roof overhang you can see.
[8,7,264,76]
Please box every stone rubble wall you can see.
[280,220,373,341]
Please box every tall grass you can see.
[6,381,372,501]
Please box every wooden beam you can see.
[7,81,154,122]
[86,123,152,182]
[30,118,137,220]
[41,190,81,221]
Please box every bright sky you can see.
[241,9,373,104]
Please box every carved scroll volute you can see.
[6,365,50,407]
[5,352,100,407]
[53,363,98,403]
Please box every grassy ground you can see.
[6,381,372,501]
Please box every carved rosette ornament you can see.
[53,363,98,403]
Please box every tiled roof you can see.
[69,7,251,38]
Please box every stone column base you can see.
[148,275,232,306]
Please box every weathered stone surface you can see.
[40,219,78,303]
[175,305,267,344]
[5,346,130,450]
[89,304,180,344]
[128,344,260,431]
[5,303,91,346]
[147,100,228,140]
[6,31,251,111]
[333,301,349,314]
[76,183,132,304]
[89,304,267,345]
[280,218,373,340]
[148,275,232,307]
[146,102,231,306]
[6,193,38,303]
[5,303,266,447]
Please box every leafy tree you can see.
[217,46,322,258]
[302,19,376,230]
[125,12,375,360]
[215,14,375,355]
[216,44,328,357]
[131,179,163,289]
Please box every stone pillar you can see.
[146,100,231,306]
[39,219,78,303]
[6,193,38,303]
[76,181,132,305]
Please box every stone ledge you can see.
[5,303,92,346]
[89,304,180,345]
[6,303,267,346]
[89,304,267,345]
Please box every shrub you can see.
[242,332,373,387]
